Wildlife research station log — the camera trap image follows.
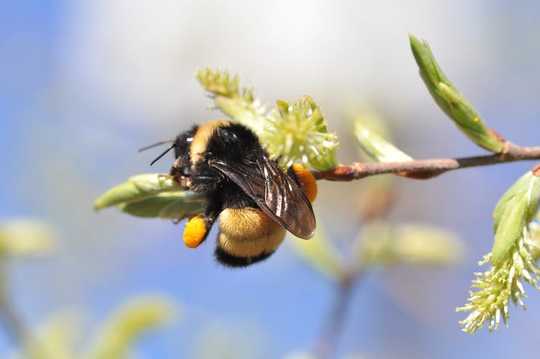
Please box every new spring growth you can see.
[457,170,540,333]
[409,35,505,153]
[353,112,412,163]
[18,296,176,359]
[94,174,206,219]
[197,68,267,134]
[84,296,176,359]
[198,68,339,171]
[356,222,462,268]
[0,220,55,257]
[262,97,338,170]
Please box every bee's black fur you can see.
[214,246,274,267]
[189,124,261,209]
[205,124,263,164]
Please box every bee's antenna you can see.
[149,143,176,166]
[138,140,174,153]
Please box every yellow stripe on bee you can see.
[218,208,286,257]
[190,119,230,164]
[183,215,207,248]
[291,164,318,202]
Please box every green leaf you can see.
[288,226,344,280]
[492,173,532,233]
[19,312,79,359]
[492,199,528,266]
[409,35,505,153]
[94,174,182,211]
[118,192,206,219]
[84,296,177,359]
[0,220,55,257]
[491,172,540,265]
[356,222,462,267]
[392,224,463,265]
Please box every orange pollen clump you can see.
[183,215,207,248]
[291,163,318,202]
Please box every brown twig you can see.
[314,143,540,181]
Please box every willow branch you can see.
[314,143,540,181]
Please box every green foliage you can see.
[353,112,412,163]
[262,96,338,170]
[17,313,79,359]
[198,69,339,170]
[94,174,182,210]
[409,35,505,153]
[84,296,176,359]
[94,174,206,220]
[118,192,206,219]
[356,222,462,267]
[458,171,540,333]
[197,69,240,98]
[492,172,540,264]
[290,111,462,285]
[0,220,55,257]
[14,296,176,359]
[457,238,540,333]
[531,222,540,260]
[197,68,267,134]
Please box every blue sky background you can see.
[2,1,540,358]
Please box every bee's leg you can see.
[182,197,222,248]
[183,215,212,248]
[190,162,224,193]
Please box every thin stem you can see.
[314,272,360,359]
[0,262,29,348]
[314,143,540,181]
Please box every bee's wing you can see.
[210,156,316,239]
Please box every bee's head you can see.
[170,129,196,178]
[172,129,194,162]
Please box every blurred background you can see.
[1,1,540,358]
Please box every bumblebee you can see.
[146,120,317,267]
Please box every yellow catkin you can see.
[291,164,318,202]
[183,215,207,248]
